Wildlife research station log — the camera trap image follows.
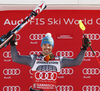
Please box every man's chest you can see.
[31,57,61,72]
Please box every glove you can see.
[81,36,91,50]
[6,30,18,46]
[10,33,18,46]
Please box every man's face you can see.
[42,44,53,55]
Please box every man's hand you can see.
[81,36,91,50]
[10,33,18,46]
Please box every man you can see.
[10,33,91,91]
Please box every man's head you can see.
[41,33,54,55]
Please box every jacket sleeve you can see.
[11,46,36,68]
[60,50,86,68]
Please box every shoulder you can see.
[30,54,37,60]
[55,56,64,61]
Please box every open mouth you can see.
[45,50,49,52]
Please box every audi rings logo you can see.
[3,86,20,91]
[29,34,45,40]
[56,51,74,57]
[82,68,100,75]
[59,68,74,75]
[82,85,100,91]
[85,51,100,58]
[3,51,11,58]
[35,71,57,81]
[85,33,100,40]
[29,51,42,55]
[16,34,21,41]
[3,68,21,75]
[3,51,21,58]
[56,85,74,91]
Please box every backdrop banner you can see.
[0,9,100,91]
